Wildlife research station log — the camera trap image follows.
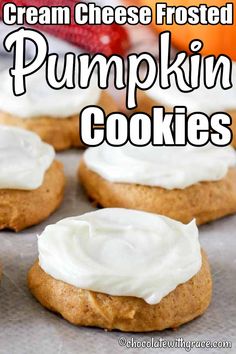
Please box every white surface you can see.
[0,150,235,354]
[38,209,201,305]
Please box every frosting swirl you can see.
[0,126,55,190]
[84,144,236,189]
[38,208,202,305]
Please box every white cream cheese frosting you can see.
[0,126,55,190]
[147,62,236,114]
[84,143,236,189]
[0,67,101,118]
[38,208,202,305]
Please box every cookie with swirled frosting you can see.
[0,69,117,151]
[0,126,65,231]
[28,209,212,332]
[79,144,236,225]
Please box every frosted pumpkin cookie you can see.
[132,63,236,147]
[0,69,117,151]
[79,144,236,225]
[0,126,65,231]
[28,208,212,332]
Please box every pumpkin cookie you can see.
[0,126,65,231]
[128,63,236,147]
[131,91,236,148]
[0,69,117,151]
[28,209,212,332]
[79,144,236,225]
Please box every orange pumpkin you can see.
[137,0,236,60]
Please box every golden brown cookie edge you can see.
[79,160,236,225]
[27,251,212,332]
[0,91,117,151]
[0,160,65,232]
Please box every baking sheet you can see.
[0,149,235,354]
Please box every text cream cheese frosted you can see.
[38,208,202,305]
[84,144,236,189]
[0,126,55,190]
